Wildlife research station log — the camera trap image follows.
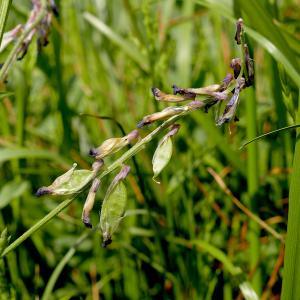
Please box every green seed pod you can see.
[152,124,180,183]
[89,130,139,160]
[82,178,101,228]
[137,106,186,128]
[36,163,95,196]
[100,165,130,247]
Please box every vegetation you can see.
[0,0,299,299]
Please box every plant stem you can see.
[0,0,12,45]
[1,197,74,257]
[0,0,48,82]
[245,87,261,294]
[1,104,204,257]
[281,90,300,300]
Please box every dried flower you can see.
[230,58,242,79]
[173,84,221,97]
[137,106,187,128]
[89,129,139,159]
[152,87,195,102]
[217,78,245,125]
[235,18,244,45]
[244,44,254,87]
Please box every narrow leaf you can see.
[240,124,300,149]
[0,91,13,99]
[0,180,29,209]
[0,0,12,45]
[83,12,149,72]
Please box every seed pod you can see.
[90,130,139,159]
[235,18,244,45]
[137,106,186,128]
[152,87,195,102]
[173,84,221,97]
[220,73,234,91]
[217,78,245,126]
[152,124,180,183]
[230,58,242,79]
[82,178,101,228]
[100,165,130,247]
[36,163,95,196]
[244,44,254,87]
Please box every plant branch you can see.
[0,0,48,82]
[1,102,204,257]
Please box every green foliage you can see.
[0,0,299,299]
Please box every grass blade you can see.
[240,124,300,149]
[0,0,12,45]
[281,90,300,299]
[83,12,149,73]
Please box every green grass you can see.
[0,0,299,299]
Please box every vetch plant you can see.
[0,12,272,298]
[31,17,256,248]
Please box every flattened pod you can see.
[152,136,173,184]
[100,166,130,247]
[36,163,96,196]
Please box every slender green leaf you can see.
[168,236,258,299]
[241,124,300,149]
[0,91,13,99]
[0,0,12,45]
[0,148,70,166]
[83,12,149,73]
[0,180,30,209]
[281,91,300,300]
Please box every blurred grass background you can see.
[0,0,299,299]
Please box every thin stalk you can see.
[207,167,284,243]
[245,87,261,294]
[281,90,300,299]
[1,104,204,257]
[0,0,12,45]
[240,124,300,149]
[0,0,48,82]
[41,231,92,300]
[1,197,74,257]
